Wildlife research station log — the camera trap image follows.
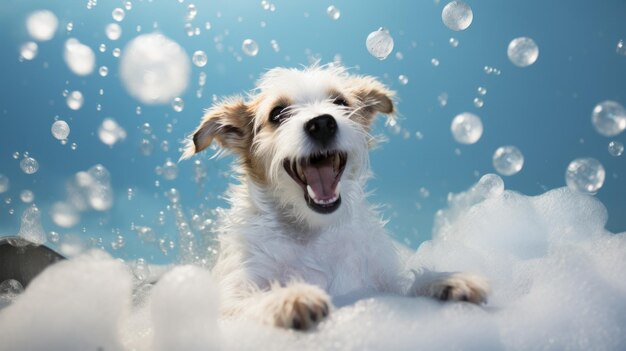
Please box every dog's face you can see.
[182,65,394,228]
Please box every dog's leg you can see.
[408,269,490,304]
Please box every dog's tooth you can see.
[306,185,317,200]
[334,153,340,171]
[335,181,341,196]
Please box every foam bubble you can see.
[26,10,58,41]
[64,38,95,76]
[119,33,190,104]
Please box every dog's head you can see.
[182,65,394,227]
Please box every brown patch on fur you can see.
[348,76,395,128]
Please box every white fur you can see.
[185,65,489,330]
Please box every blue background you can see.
[1,0,625,263]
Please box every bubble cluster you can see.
[20,157,39,174]
[120,33,190,104]
[608,140,624,156]
[242,39,259,56]
[507,37,539,67]
[591,100,626,137]
[492,146,524,176]
[64,38,95,76]
[98,118,127,146]
[192,50,207,67]
[366,28,394,60]
[20,42,38,60]
[441,1,473,31]
[66,90,84,110]
[327,5,341,20]
[565,158,605,194]
[26,10,58,41]
[451,112,483,144]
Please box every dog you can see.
[181,64,489,330]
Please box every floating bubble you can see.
[507,37,539,67]
[66,91,84,110]
[125,1,133,11]
[98,118,127,146]
[565,158,605,194]
[20,190,34,203]
[477,86,487,95]
[64,38,95,76]
[161,159,178,180]
[616,39,625,56]
[139,138,154,156]
[192,50,207,67]
[112,48,121,57]
[270,39,280,52]
[327,5,340,20]
[99,66,109,77]
[111,235,125,250]
[120,33,190,104]
[106,23,122,40]
[26,10,58,41]
[591,100,626,137]
[398,75,408,85]
[366,28,394,60]
[70,142,77,150]
[51,120,70,140]
[419,187,430,199]
[0,174,8,193]
[441,1,473,31]
[451,112,483,144]
[66,22,73,32]
[50,201,79,228]
[112,8,125,22]
[475,173,504,198]
[48,231,60,243]
[242,39,259,56]
[17,205,46,245]
[438,92,448,107]
[20,42,38,60]
[473,97,484,108]
[492,146,524,176]
[86,164,113,211]
[608,141,624,156]
[20,157,39,174]
[186,4,197,21]
[448,37,459,47]
[171,97,184,112]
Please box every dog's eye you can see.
[269,106,287,124]
[333,97,349,107]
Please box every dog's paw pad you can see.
[430,273,489,305]
[269,284,331,331]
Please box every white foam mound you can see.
[1,185,625,350]
[119,33,190,105]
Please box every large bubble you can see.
[366,28,394,60]
[507,37,539,67]
[451,112,483,144]
[441,1,473,31]
[565,158,605,194]
[591,100,626,137]
[492,146,524,176]
[119,33,190,105]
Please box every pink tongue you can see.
[302,161,337,200]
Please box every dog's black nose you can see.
[305,114,337,144]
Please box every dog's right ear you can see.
[180,97,253,160]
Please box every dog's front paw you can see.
[265,283,331,331]
[415,272,490,304]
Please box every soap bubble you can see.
[20,157,39,174]
[327,5,341,20]
[66,90,84,110]
[616,39,625,56]
[507,37,539,67]
[448,37,459,47]
[591,100,626,137]
[398,75,408,85]
[473,97,484,108]
[492,146,524,176]
[20,42,38,60]
[26,10,58,41]
[242,39,259,56]
[431,58,440,67]
[192,50,207,67]
[451,112,483,144]
[565,158,605,194]
[51,120,70,141]
[161,159,178,180]
[475,173,504,198]
[608,140,624,156]
[98,118,127,146]
[477,87,487,95]
[366,28,394,60]
[112,8,125,22]
[441,1,473,31]
[270,39,280,52]
[20,190,34,203]
[105,23,122,40]
[99,66,109,77]
[0,174,8,193]
[120,33,190,104]
[171,97,184,112]
[64,38,95,76]
[50,201,79,228]
[186,4,197,21]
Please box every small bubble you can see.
[419,187,430,198]
[477,86,487,95]
[431,58,440,67]
[12,152,20,160]
[66,22,74,32]
[20,190,34,203]
[99,43,107,52]
[448,37,459,47]
[608,140,624,156]
[112,48,121,57]
[242,39,259,56]
[66,90,84,110]
[192,50,207,67]
[473,97,484,108]
[20,157,39,174]
[20,42,38,61]
[617,39,626,56]
[592,100,626,137]
[111,235,125,250]
[161,159,178,180]
[326,5,340,20]
[398,75,408,85]
[70,142,78,150]
[270,39,280,52]
[48,231,60,243]
[438,92,448,107]
[99,66,109,77]
[136,106,142,115]
[106,23,122,40]
[172,97,184,112]
[186,4,197,21]
[112,8,125,22]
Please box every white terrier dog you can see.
[182,65,489,330]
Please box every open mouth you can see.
[283,150,347,214]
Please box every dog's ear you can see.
[180,97,253,160]
[349,76,395,126]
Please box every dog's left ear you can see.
[349,76,395,125]
[180,97,253,160]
